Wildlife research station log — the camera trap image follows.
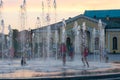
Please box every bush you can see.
[113,51,116,54]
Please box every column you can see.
[108,33,110,52]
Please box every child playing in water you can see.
[81,47,89,67]
[60,43,67,66]
[21,56,26,66]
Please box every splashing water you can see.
[55,30,58,60]
[61,19,66,43]
[1,19,5,60]
[98,19,105,62]
[73,21,81,55]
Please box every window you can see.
[113,37,117,50]
[93,15,96,19]
[106,15,109,20]
[95,37,99,50]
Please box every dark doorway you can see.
[113,37,117,50]
[66,37,71,53]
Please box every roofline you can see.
[106,29,120,31]
[65,14,106,26]
[32,14,106,32]
[84,9,120,12]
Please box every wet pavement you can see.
[0,54,120,79]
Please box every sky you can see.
[1,0,120,34]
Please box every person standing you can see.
[103,48,109,63]
[69,43,74,61]
[27,47,31,60]
[60,43,67,66]
[81,47,89,67]
[21,56,26,66]
[10,47,14,59]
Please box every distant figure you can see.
[60,43,67,66]
[27,47,31,60]
[21,56,26,66]
[8,47,13,61]
[66,37,71,57]
[81,47,89,67]
[69,43,74,61]
[10,47,14,58]
[103,48,109,63]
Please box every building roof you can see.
[65,14,106,25]
[32,14,106,33]
[104,20,120,29]
[84,9,120,29]
[84,9,120,18]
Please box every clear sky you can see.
[1,0,120,34]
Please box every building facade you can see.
[4,9,119,58]
[59,15,106,53]
[84,9,120,53]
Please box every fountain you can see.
[0,0,120,79]
[82,22,87,48]
[73,21,81,56]
[0,0,3,21]
[41,0,46,60]
[61,18,66,43]
[0,19,5,60]
[32,32,35,59]
[20,0,27,58]
[92,28,96,61]
[98,19,105,62]
[35,17,41,59]
[46,14,51,60]
[53,0,58,60]
[55,30,58,60]
[8,25,14,60]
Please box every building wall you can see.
[62,17,105,53]
[106,30,120,53]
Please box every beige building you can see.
[59,15,106,53]
[106,29,120,53]
[32,15,106,54]
[84,9,120,53]
[32,9,120,54]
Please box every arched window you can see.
[95,37,99,50]
[113,37,117,50]
[94,15,96,19]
